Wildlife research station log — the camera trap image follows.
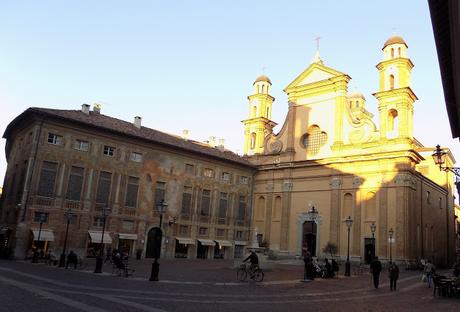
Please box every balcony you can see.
[217,217,227,225]
[35,196,54,207]
[120,207,136,216]
[199,215,210,223]
[64,200,80,210]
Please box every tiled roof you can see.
[6,107,254,168]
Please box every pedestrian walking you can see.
[303,251,313,280]
[423,259,435,288]
[66,250,78,269]
[388,262,399,291]
[370,256,382,289]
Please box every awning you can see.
[176,237,196,245]
[32,229,55,242]
[118,233,138,240]
[234,241,247,246]
[214,240,232,247]
[88,231,112,244]
[197,239,215,246]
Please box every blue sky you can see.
[0,1,457,183]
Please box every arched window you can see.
[252,106,257,117]
[343,193,353,219]
[391,48,394,58]
[398,47,401,57]
[261,85,265,93]
[256,85,260,94]
[250,132,256,149]
[266,107,270,117]
[389,74,395,90]
[355,100,359,108]
[388,109,398,132]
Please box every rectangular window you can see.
[239,176,248,185]
[93,217,104,227]
[221,172,231,182]
[426,191,431,204]
[130,152,142,162]
[47,133,63,145]
[216,228,225,237]
[122,220,135,231]
[33,212,49,223]
[154,181,166,207]
[185,164,195,175]
[199,227,208,236]
[103,145,115,157]
[438,197,442,209]
[125,176,139,207]
[218,192,227,218]
[238,196,246,220]
[181,186,192,214]
[66,166,84,201]
[203,168,214,178]
[235,230,243,239]
[179,225,189,235]
[74,139,89,151]
[37,161,58,197]
[95,171,112,204]
[200,189,211,216]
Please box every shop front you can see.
[87,231,112,257]
[174,237,195,258]
[31,229,55,254]
[213,240,232,259]
[197,239,214,259]
[118,233,138,257]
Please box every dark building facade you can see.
[0,105,255,260]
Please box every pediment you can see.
[284,63,347,92]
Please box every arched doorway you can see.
[302,221,317,257]
[364,238,375,264]
[145,227,162,258]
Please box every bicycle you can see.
[237,263,264,282]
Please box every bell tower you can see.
[242,75,277,155]
[373,36,418,140]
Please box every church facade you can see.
[243,36,457,266]
[0,36,457,266]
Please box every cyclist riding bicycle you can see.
[242,251,259,277]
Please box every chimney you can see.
[217,138,225,151]
[209,136,216,147]
[93,103,101,114]
[182,129,190,140]
[81,104,90,115]
[134,116,142,129]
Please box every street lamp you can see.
[388,228,394,263]
[307,203,319,255]
[94,204,111,274]
[150,199,168,281]
[432,144,460,203]
[32,212,47,263]
[370,223,377,262]
[59,208,74,267]
[344,216,353,277]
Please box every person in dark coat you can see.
[243,251,259,277]
[303,252,312,280]
[370,256,382,289]
[388,262,399,291]
[325,258,333,278]
[66,250,78,269]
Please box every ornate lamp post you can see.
[344,216,353,277]
[32,213,47,263]
[370,223,377,262]
[150,199,168,281]
[388,228,394,263]
[94,204,111,274]
[58,208,75,267]
[432,144,460,202]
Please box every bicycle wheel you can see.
[237,268,247,282]
[253,269,264,282]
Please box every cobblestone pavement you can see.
[0,259,458,312]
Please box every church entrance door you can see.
[145,227,162,258]
[364,238,375,264]
[302,221,317,257]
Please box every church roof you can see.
[254,75,272,84]
[4,107,254,168]
[382,36,408,49]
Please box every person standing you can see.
[388,262,399,291]
[303,251,312,280]
[370,256,382,289]
[424,260,435,288]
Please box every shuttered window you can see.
[66,166,84,201]
[218,192,227,218]
[96,171,112,204]
[125,176,139,207]
[154,181,166,207]
[37,161,58,197]
[181,186,192,214]
[200,189,211,216]
[238,196,246,220]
